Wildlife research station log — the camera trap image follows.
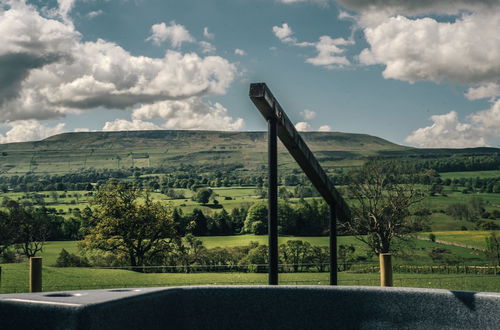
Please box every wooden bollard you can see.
[379,253,393,287]
[30,257,42,293]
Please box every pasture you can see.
[1,262,498,294]
[440,170,500,179]
[2,231,492,269]
[420,231,500,249]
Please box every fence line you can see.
[1,261,499,295]
[2,274,498,294]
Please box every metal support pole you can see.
[30,257,42,293]
[329,204,337,285]
[268,118,279,285]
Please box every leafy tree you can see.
[485,232,500,266]
[194,188,213,204]
[310,246,329,272]
[229,207,246,234]
[343,160,425,255]
[242,244,268,273]
[337,244,356,271]
[62,217,83,240]
[209,209,232,235]
[279,240,312,272]
[4,201,49,258]
[190,209,208,236]
[79,183,177,267]
[0,209,17,257]
[446,203,472,221]
[243,203,268,234]
[172,234,206,273]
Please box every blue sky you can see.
[0,0,499,148]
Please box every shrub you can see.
[0,249,21,263]
[55,249,90,267]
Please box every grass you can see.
[440,170,500,179]
[420,231,500,249]
[1,233,498,294]
[0,263,498,294]
[0,130,405,176]
[21,232,493,268]
[4,186,500,230]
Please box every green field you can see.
[420,231,500,249]
[1,263,498,294]
[440,170,500,179]
[1,232,499,294]
[4,187,500,232]
[3,231,492,269]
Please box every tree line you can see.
[57,237,359,274]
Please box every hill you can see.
[0,130,498,175]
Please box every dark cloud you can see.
[336,0,499,14]
[0,53,61,104]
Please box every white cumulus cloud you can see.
[406,100,500,148]
[199,41,216,54]
[102,119,162,132]
[300,109,316,120]
[0,2,237,123]
[0,120,66,143]
[234,48,246,56]
[469,99,500,133]
[336,0,500,98]
[306,36,351,67]
[132,98,245,131]
[277,0,331,5]
[465,84,500,101]
[272,23,296,44]
[203,27,215,39]
[273,23,351,68]
[86,10,103,19]
[358,13,500,86]
[405,111,487,148]
[147,21,195,47]
[318,125,331,132]
[295,121,312,132]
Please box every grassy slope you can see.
[0,130,405,175]
[2,129,498,176]
[419,231,500,249]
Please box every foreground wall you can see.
[1,286,500,329]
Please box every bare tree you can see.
[343,160,426,255]
[485,232,500,266]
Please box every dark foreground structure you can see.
[1,286,500,329]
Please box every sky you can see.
[0,0,499,148]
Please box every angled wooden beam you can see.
[249,82,350,220]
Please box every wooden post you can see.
[0,265,2,289]
[30,257,42,293]
[379,253,393,287]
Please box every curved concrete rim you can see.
[1,285,500,329]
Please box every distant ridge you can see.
[0,130,498,175]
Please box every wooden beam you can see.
[249,82,349,220]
